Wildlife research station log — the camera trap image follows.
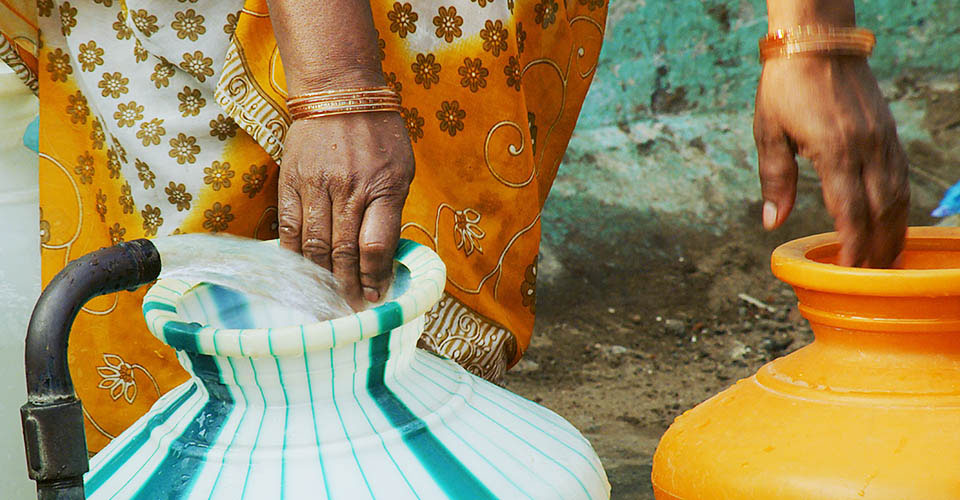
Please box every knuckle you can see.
[301,238,332,258]
[277,213,301,238]
[331,240,360,263]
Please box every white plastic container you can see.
[0,66,40,497]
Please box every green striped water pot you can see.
[84,239,611,499]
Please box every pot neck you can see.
[758,288,960,403]
[177,319,424,406]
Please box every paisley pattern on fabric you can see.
[4,0,605,452]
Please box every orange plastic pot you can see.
[651,226,960,499]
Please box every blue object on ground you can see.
[22,115,38,153]
[932,180,960,218]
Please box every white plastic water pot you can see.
[0,66,40,497]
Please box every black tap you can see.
[21,239,161,500]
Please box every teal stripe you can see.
[131,353,235,499]
[209,357,249,497]
[84,384,199,494]
[351,343,420,499]
[301,327,332,499]
[366,309,495,499]
[240,358,268,500]
[391,363,535,499]
[105,391,209,498]
[334,338,376,498]
[142,301,176,314]
[411,356,596,498]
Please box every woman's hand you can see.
[753,56,910,267]
[278,112,414,310]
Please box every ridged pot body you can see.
[84,240,610,499]
[652,227,960,500]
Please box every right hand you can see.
[278,111,415,310]
[753,55,910,267]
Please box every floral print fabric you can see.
[6,0,606,452]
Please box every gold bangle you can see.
[286,86,402,120]
[759,26,875,63]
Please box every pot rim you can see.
[142,238,446,357]
[771,226,960,296]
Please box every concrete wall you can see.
[542,0,960,265]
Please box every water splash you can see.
[152,233,352,322]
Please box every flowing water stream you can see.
[151,233,353,323]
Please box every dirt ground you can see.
[502,81,959,499]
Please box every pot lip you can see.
[771,226,960,296]
[142,238,446,357]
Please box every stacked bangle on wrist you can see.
[759,25,875,63]
[286,86,402,120]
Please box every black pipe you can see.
[21,239,161,500]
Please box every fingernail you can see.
[362,287,381,303]
[762,201,778,230]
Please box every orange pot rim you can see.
[771,226,960,297]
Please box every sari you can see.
[1,0,606,453]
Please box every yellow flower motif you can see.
[203,202,234,233]
[66,91,89,124]
[458,57,489,92]
[106,148,122,179]
[387,2,419,38]
[141,204,163,237]
[411,53,441,89]
[90,119,106,150]
[383,71,403,94]
[59,2,77,36]
[114,101,144,128]
[113,11,133,40]
[433,6,463,43]
[136,118,166,147]
[177,86,206,117]
[179,50,214,82]
[77,40,105,72]
[168,133,200,165]
[165,182,193,212]
[133,39,148,63]
[209,114,238,140]
[135,158,156,189]
[38,0,52,17]
[172,9,206,41]
[119,182,135,214]
[436,100,466,137]
[98,71,129,98]
[242,165,269,198]
[151,60,175,89]
[480,19,508,57]
[504,56,522,91]
[535,0,558,29]
[453,207,485,256]
[203,161,234,190]
[401,107,425,143]
[223,11,240,35]
[130,9,159,37]
[95,189,107,222]
[73,152,95,184]
[109,223,126,245]
[46,48,73,83]
[96,354,138,403]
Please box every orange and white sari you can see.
[1,0,606,453]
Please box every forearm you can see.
[766,0,856,31]
[265,0,384,95]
